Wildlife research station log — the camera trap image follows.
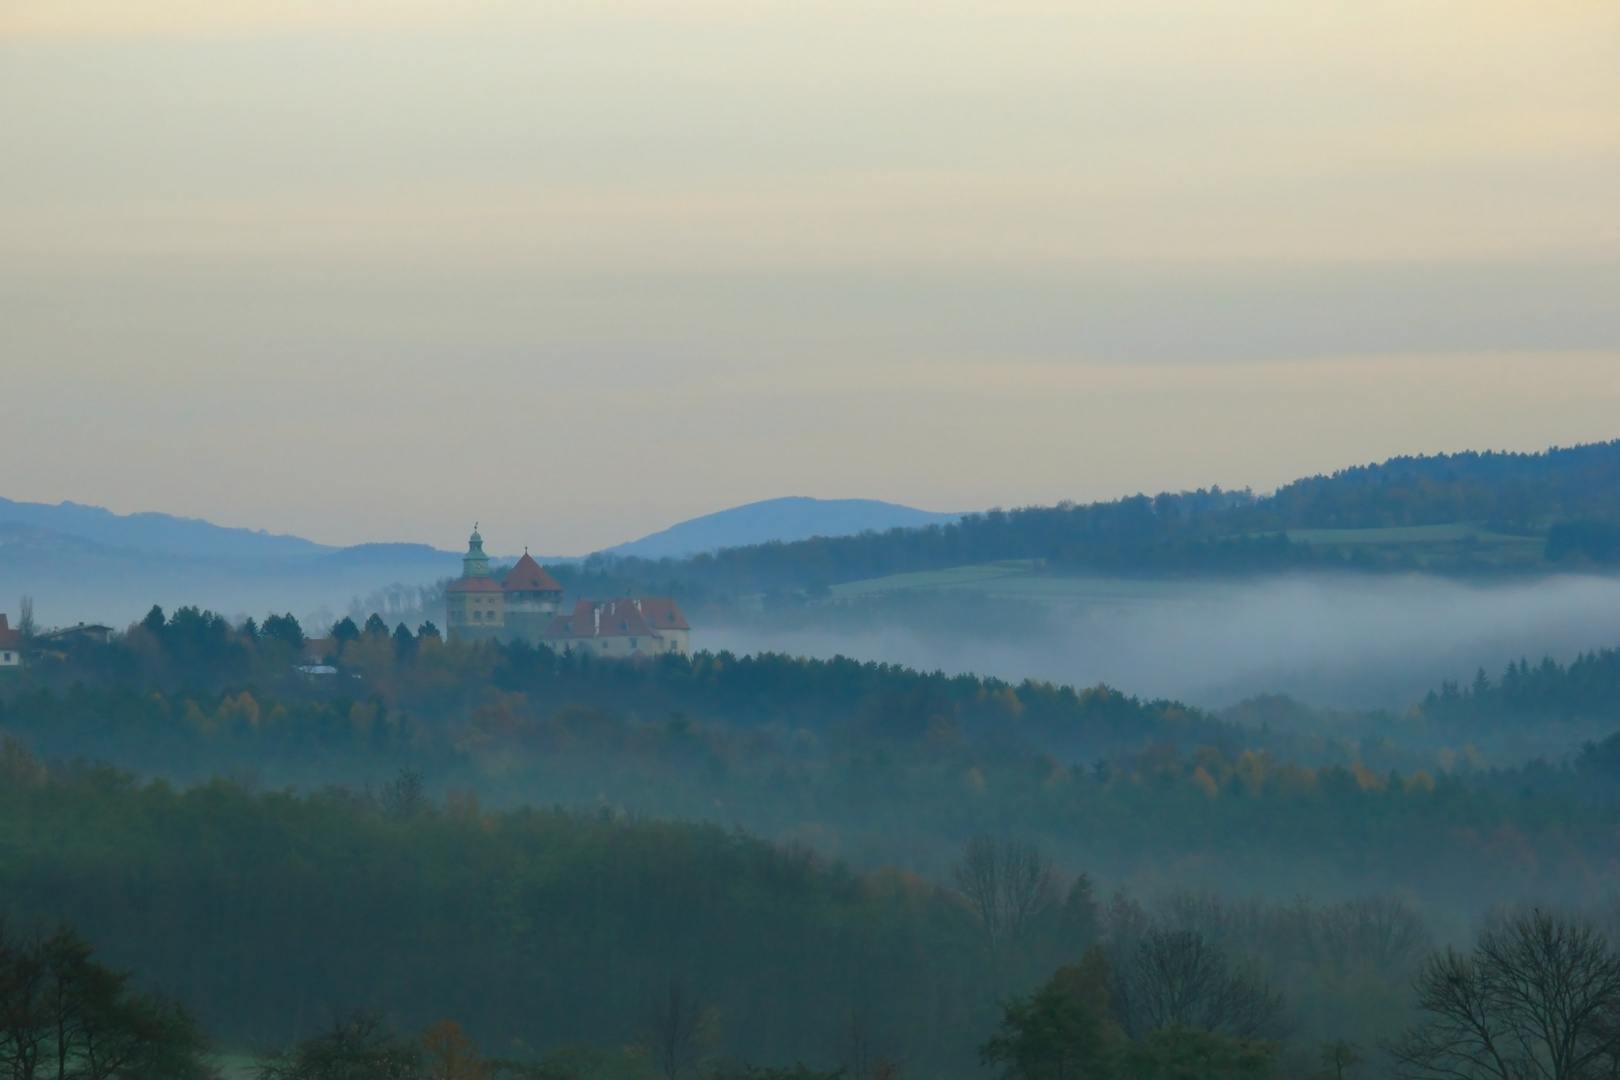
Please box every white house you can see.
[0,615,22,667]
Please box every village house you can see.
[0,615,22,668]
[37,623,113,647]
[445,527,690,656]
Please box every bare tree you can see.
[639,980,718,1080]
[381,769,428,819]
[1317,897,1432,980]
[836,1008,904,1080]
[1316,1041,1365,1080]
[16,597,34,639]
[1100,892,1151,1037]
[1124,928,1289,1041]
[1389,908,1620,1080]
[952,836,1056,956]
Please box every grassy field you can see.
[828,563,1239,604]
[822,524,1550,602]
[828,561,1038,599]
[1275,522,1546,569]
[1277,522,1537,546]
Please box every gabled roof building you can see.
[540,597,690,658]
[0,615,22,668]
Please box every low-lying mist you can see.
[696,572,1620,714]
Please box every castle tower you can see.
[463,524,491,578]
[501,551,565,643]
[446,524,503,641]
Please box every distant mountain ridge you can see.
[0,498,460,628]
[0,496,332,561]
[602,497,964,559]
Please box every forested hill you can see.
[1244,441,1620,530]
[555,441,1620,595]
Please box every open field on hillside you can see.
[829,564,1240,605]
[1280,522,1519,543]
[822,524,1548,602]
[1274,522,1545,566]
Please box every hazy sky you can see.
[3,1,1618,553]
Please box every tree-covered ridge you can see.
[11,608,1620,1074]
[1240,442,1620,531]
[4,604,1235,772]
[553,441,1620,594]
[7,608,1620,910]
[0,753,1082,1071]
[0,739,1496,1076]
[4,737,1616,1080]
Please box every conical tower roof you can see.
[461,523,492,578]
[502,552,563,594]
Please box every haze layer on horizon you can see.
[3,1,1618,553]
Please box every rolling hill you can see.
[601,496,962,559]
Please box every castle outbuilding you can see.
[444,527,689,655]
[540,597,691,658]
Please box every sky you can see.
[2,0,1619,554]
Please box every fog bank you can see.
[695,573,1620,711]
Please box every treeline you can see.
[0,754,1080,1071]
[3,603,1237,771]
[552,441,1620,596]
[1238,442,1620,532]
[0,746,1453,1075]
[1419,646,1620,729]
[10,846,1620,1080]
[9,609,1620,907]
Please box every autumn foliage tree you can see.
[422,1021,484,1080]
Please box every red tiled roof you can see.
[448,576,503,593]
[0,615,20,650]
[502,553,563,594]
[541,599,661,641]
[634,597,690,631]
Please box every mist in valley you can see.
[697,572,1620,721]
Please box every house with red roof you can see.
[0,614,23,668]
[627,595,691,655]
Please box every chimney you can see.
[593,607,600,635]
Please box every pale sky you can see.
[2,1,1618,553]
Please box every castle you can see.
[445,527,690,656]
